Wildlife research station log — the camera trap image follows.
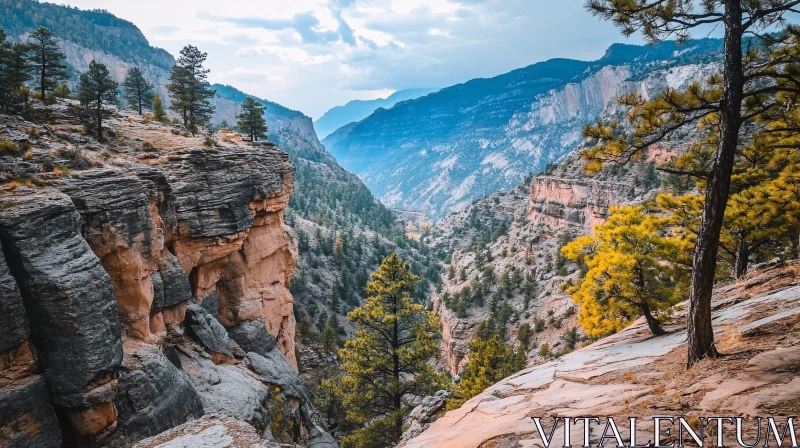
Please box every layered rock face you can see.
[0,108,335,447]
[527,176,632,232]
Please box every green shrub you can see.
[0,140,19,155]
[538,343,550,357]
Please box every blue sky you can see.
[58,0,648,118]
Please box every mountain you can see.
[322,39,722,220]
[314,88,437,139]
[418,40,718,379]
[0,0,174,101]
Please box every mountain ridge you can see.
[314,88,438,139]
[323,38,722,219]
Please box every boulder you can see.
[185,304,233,357]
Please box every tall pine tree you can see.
[0,29,34,113]
[122,66,154,115]
[582,0,800,366]
[73,61,118,142]
[167,45,215,134]
[335,253,445,448]
[29,27,68,101]
[236,97,268,141]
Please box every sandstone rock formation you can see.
[527,176,632,232]
[400,390,450,444]
[0,106,335,447]
[405,261,800,447]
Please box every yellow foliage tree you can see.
[659,104,800,279]
[561,205,692,337]
[336,253,445,448]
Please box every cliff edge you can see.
[0,103,336,447]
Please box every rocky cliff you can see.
[405,261,800,447]
[324,40,721,219]
[527,176,632,231]
[0,104,336,447]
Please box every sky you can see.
[57,0,646,119]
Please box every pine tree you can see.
[51,82,71,99]
[446,335,526,410]
[151,92,167,122]
[220,119,230,129]
[334,236,344,266]
[337,253,445,447]
[561,205,691,337]
[517,323,532,349]
[29,27,68,101]
[73,61,118,142]
[0,30,34,113]
[236,96,268,141]
[167,45,216,134]
[122,66,154,115]
[322,325,337,354]
[581,0,800,366]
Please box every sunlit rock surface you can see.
[405,261,800,447]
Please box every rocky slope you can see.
[313,88,438,140]
[0,104,335,447]
[324,39,721,219]
[423,45,713,375]
[405,261,800,447]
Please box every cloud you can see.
[331,9,356,46]
[148,25,179,35]
[87,0,649,118]
[198,10,350,45]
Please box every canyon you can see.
[0,105,335,447]
[323,39,721,219]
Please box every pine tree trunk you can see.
[392,297,402,443]
[97,98,103,142]
[641,302,666,336]
[686,0,744,367]
[734,239,749,279]
[40,49,46,99]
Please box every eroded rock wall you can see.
[527,176,631,232]
[0,110,323,446]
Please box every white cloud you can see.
[56,0,647,118]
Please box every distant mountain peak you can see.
[322,38,723,220]
[313,88,438,139]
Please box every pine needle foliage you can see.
[335,253,445,448]
[446,335,526,410]
[562,205,692,337]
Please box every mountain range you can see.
[313,88,438,139]
[323,39,722,219]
